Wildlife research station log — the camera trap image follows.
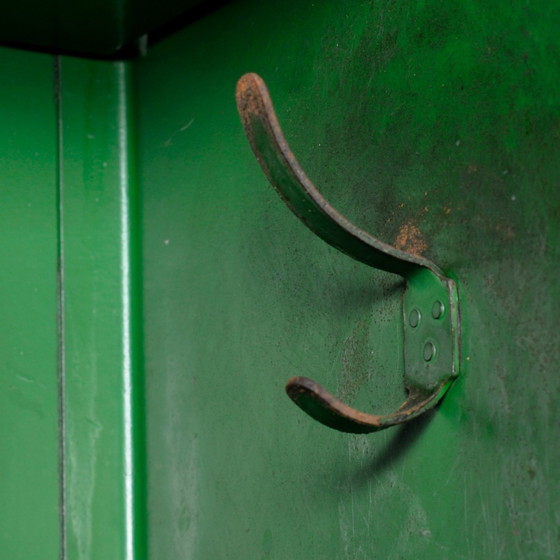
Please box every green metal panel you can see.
[0,50,148,560]
[135,1,560,558]
[0,48,60,557]
[57,57,146,559]
[0,1,558,558]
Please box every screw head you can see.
[432,300,444,319]
[409,309,421,328]
[423,341,436,362]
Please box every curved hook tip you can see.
[286,375,449,434]
[236,73,270,122]
[285,376,387,434]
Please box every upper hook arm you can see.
[235,73,439,279]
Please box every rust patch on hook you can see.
[395,221,428,256]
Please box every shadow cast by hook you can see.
[347,408,437,488]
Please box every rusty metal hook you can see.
[236,73,460,433]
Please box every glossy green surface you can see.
[1,1,559,558]
[135,1,560,558]
[0,48,147,560]
[58,58,146,558]
[0,48,60,557]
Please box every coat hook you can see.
[236,73,460,433]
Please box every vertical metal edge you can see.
[58,58,146,559]
[447,278,461,380]
[54,53,68,560]
[116,60,148,560]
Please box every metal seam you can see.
[54,54,67,560]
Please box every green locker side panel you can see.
[136,1,560,558]
[0,48,60,557]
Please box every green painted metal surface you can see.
[57,57,146,559]
[0,48,60,558]
[0,51,148,559]
[0,1,559,558]
[135,0,560,558]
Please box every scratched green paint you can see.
[0,48,60,558]
[1,1,556,558]
[137,1,560,558]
